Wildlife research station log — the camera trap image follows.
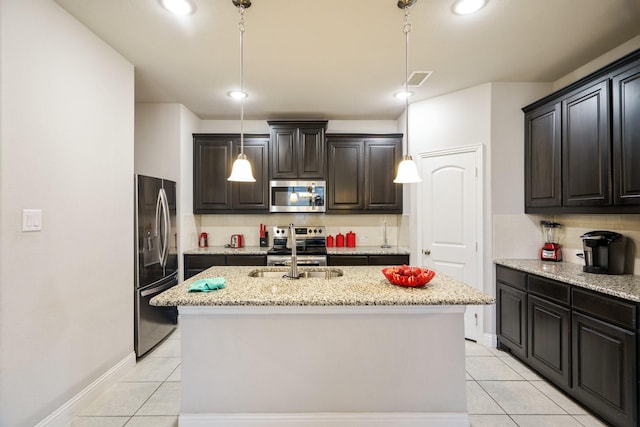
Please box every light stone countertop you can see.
[183,246,269,255]
[495,259,640,302]
[151,265,494,307]
[183,246,410,256]
[327,246,410,255]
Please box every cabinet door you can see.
[572,312,636,427]
[232,138,269,211]
[612,61,640,206]
[527,295,571,390]
[365,139,403,212]
[327,140,365,211]
[269,123,326,179]
[184,254,225,280]
[497,282,527,360]
[562,79,611,207]
[193,138,232,212]
[524,102,562,209]
[298,126,325,179]
[270,127,297,179]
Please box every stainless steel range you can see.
[267,225,327,266]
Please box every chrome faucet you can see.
[285,223,299,279]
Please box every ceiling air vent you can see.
[406,71,432,87]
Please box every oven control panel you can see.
[272,226,325,238]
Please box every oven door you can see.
[269,180,326,213]
[267,255,327,267]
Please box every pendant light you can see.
[393,0,422,184]
[228,0,256,182]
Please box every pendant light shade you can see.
[228,153,256,182]
[394,155,422,183]
[393,0,421,184]
[228,0,256,182]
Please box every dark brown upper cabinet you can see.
[612,60,640,206]
[562,79,611,207]
[268,121,327,180]
[523,49,640,214]
[524,102,562,208]
[327,134,403,213]
[193,134,269,214]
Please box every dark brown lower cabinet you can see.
[184,254,225,280]
[527,295,571,390]
[497,281,527,360]
[327,254,409,266]
[184,254,267,280]
[572,312,636,427]
[328,255,368,266]
[496,265,639,427]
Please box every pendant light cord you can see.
[239,5,245,156]
[403,5,411,160]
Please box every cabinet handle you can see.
[423,249,431,255]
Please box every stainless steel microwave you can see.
[269,180,326,213]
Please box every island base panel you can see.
[179,306,469,427]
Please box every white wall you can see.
[0,0,135,425]
[179,105,200,264]
[135,103,181,181]
[408,82,553,343]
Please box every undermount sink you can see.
[248,268,343,279]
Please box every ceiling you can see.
[54,0,640,120]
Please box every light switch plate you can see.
[22,209,42,232]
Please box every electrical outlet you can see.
[22,209,42,232]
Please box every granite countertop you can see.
[183,246,410,256]
[327,246,410,255]
[495,259,640,302]
[184,246,269,255]
[151,265,494,307]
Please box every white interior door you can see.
[419,147,482,341]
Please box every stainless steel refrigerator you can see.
[134,174,178,357]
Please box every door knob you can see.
[423,249,431,255]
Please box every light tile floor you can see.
[69,328,607,427]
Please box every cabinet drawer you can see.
[184,254,225,269]
[328,255,368,266]
[572,288,637,330]
[528,275,570,306]
[496,265,527,291]
[368,255,410,266]
[226,255,267,266]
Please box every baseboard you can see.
[35,351,136,427]
[179,412,470,427]
[482,332,497,348]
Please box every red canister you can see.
[199,232,208,248]
[346,231,356,247]
[326,235,334,247]
[336,233,345,247]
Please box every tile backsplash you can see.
[494,213,640,274]
[188,214,404,249]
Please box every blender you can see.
[540,221,562,262]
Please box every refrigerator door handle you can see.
[158,187,170,268]
[155,189,166,268]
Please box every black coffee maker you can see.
[580,231,627,274]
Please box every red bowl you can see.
[382,266,436,287]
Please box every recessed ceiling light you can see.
[394,91,414,100]
[228,90,248,100]
[452,0,487,15]
[159,0,195,16]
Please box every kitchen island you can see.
[152,265,494,427]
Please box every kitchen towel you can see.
[188,277,226,292]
